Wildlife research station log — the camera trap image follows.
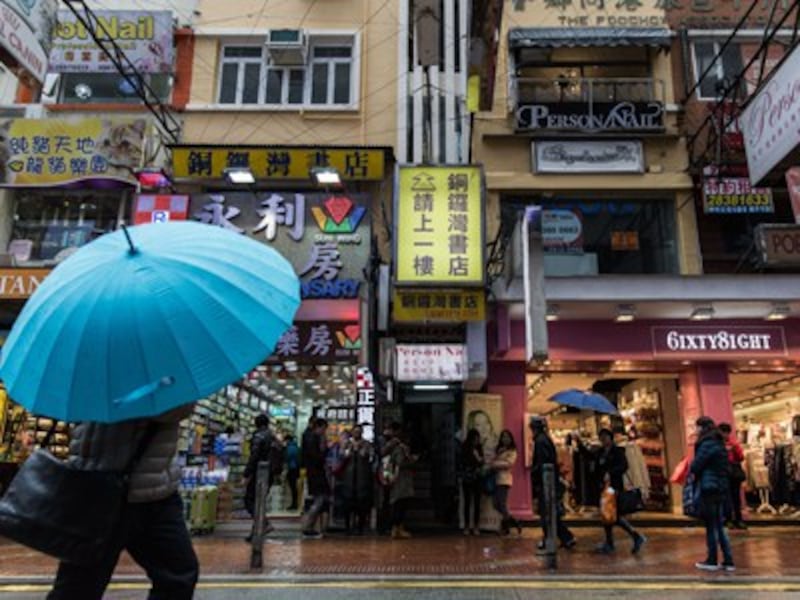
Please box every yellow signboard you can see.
[171,147,385,181]
[396,166,484,285]
[0,118,145,186]
[394,289,486,323]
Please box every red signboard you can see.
[651,326,788,359]
[133,195,189,225]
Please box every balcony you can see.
[513,77,667,134]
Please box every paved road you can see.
[2,580,800,600]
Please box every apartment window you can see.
[217,38,355,107]
[692,41,747,101]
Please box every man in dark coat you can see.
[691,417,735,572]
[243,414,276,540]
[530,417,575,550]
[577,429,646,554]
[301,418,329,537]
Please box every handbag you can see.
[482,471,496,496]
[618,488,646,515]
[682,473,702,519]
[0,423,155,566]
[730,462,746,484]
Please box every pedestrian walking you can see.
[691,416,735,572]
[492,429,522,536]
[530,417,576,551]
[285,434,300,511]
[381,422,416,539]
[460,428,484,536]
[719,422,747,530]
[340,424,375,534]
[48,406,199,600]
[576,429,646,554]
[302,418,330,538]
[244,414,277,541]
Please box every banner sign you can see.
[0,118,145,186]
[0,0,57,84]
[702,178,773,214]
[742,44,800,185]
[517,102,664,132]
[395,344,468,382]
[395,165,485,285]
[172,146,385,181]
[393,289,486,322]
[270,320,361,364]
[652,326,788,358]
[134,195,189,224]
[787,167,800,224]
[355,367,376,442]
[533,140,644,173]
[192,192,370,300]
[0,268,49,299]
[755,224,800,267]
[50,10,174,73]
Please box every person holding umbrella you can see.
[0,222,301,600]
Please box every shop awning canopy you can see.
[508,27,672,49]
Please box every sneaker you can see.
[595,542,615,554]
[632,534,647,555]
[302,530,323,539]
[722,562,736,572]
[695,561,720,571]
[733,521,748,530]
[562,538,577,550]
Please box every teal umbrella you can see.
[0,221,300,423]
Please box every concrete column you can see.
[487,359,533,518]
[678,363,734,448]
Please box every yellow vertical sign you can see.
[396,166,484,285]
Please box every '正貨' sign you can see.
[651,326,788,358]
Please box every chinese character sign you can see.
[396,166,484,285]
[393,289,486,322]
[0,118,145,185]
[270,321,362,364]
[172,147,385,181]
[191,192,370,300]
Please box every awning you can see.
[509,27,672,49]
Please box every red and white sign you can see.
[651,326,788,358]
[787,167,800,224]
[0,2,52,84]
[134,195,189,225]
[742,44,800,185]
[395,344,467,382]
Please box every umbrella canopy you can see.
[549,388,618,415]
[0,221,300,423]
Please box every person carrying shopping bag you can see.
[576,429,646,555]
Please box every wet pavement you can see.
[2,524,800,582]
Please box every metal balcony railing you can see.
[515,77,666,106]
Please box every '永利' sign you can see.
[191,192,370,300]
[395,166,484,286]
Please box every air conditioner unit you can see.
[265,29,308,66]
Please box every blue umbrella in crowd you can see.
[549,388,618,415]
[0,221,300,423]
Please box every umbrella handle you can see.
[112,376,175,405]
[121,225,138,255]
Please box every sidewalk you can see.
[2,525,800,582]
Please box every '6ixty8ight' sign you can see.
[192,192,370,300]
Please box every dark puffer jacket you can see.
[691,431,730,498]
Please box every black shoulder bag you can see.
[0,423,156,566]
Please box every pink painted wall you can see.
[487,360,533,518]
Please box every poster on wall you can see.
[50,10,174,73]
[463,393,503,532]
